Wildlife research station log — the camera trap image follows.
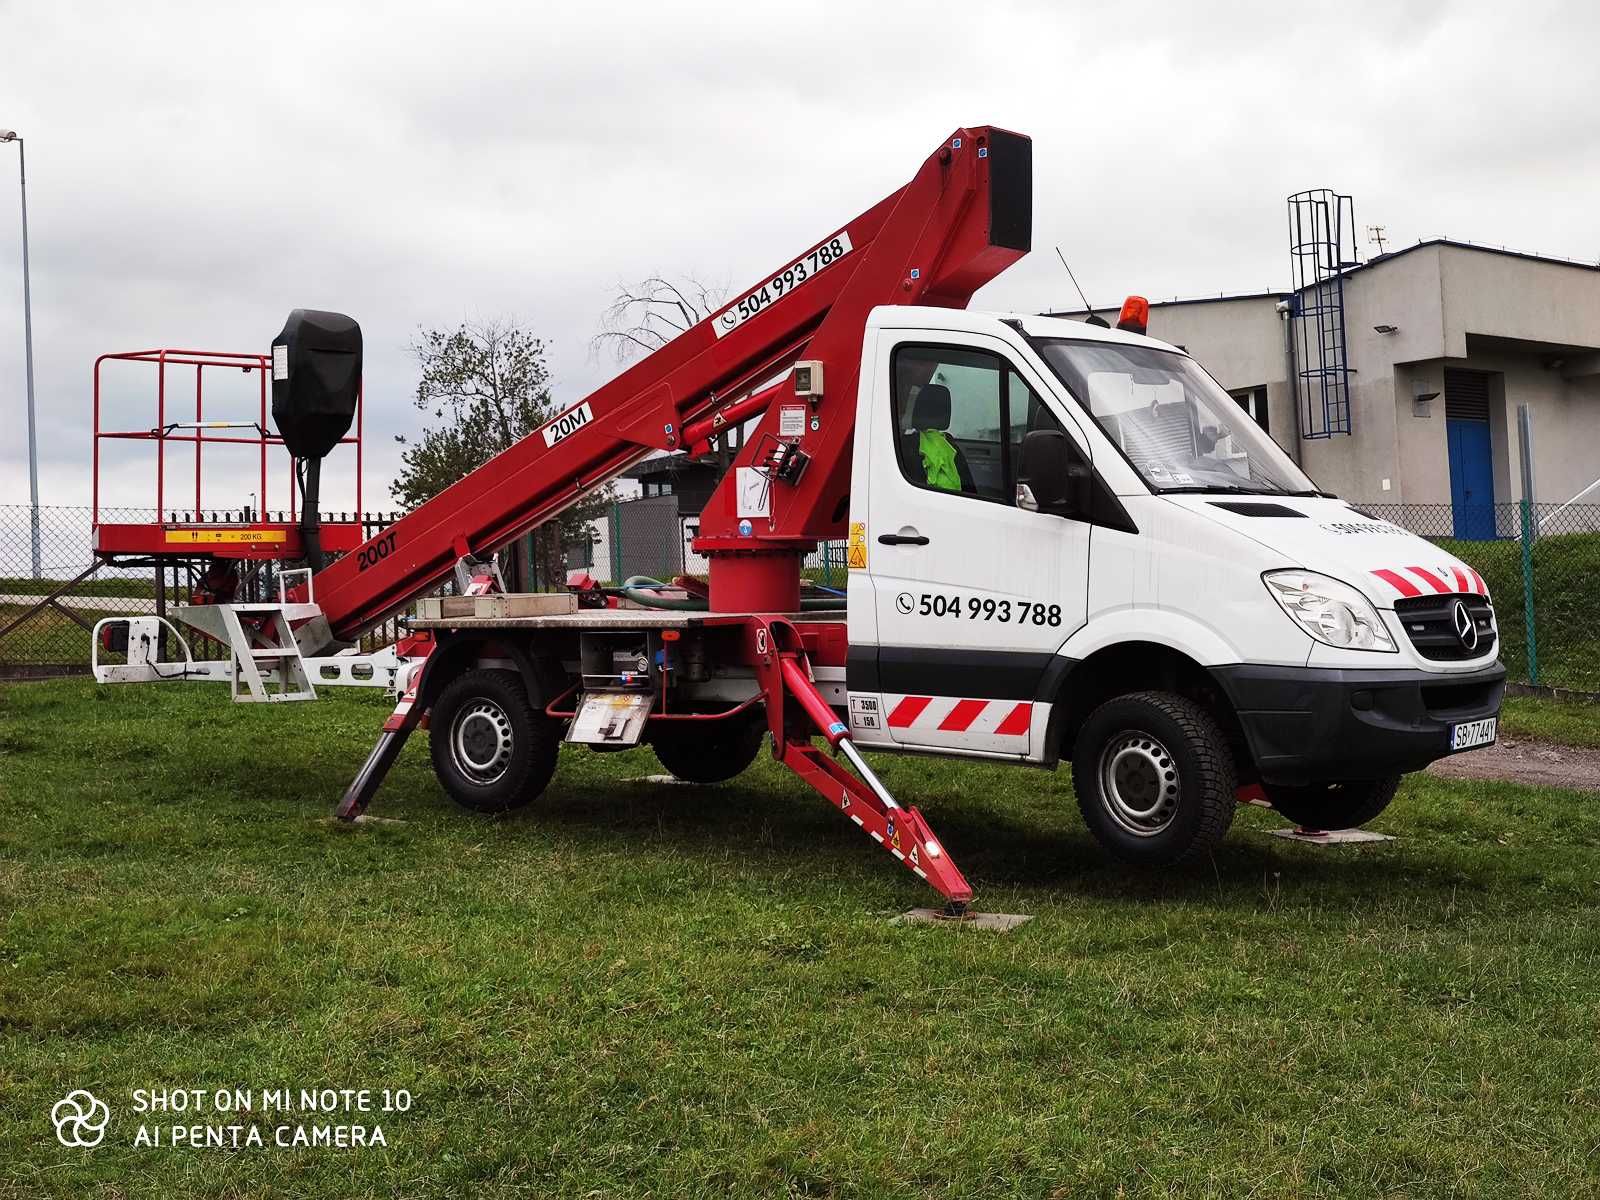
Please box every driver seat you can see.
[902,384,976,493]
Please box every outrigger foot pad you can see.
[896,908,1034,932]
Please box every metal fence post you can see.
[1520,500,1539,686]
[608,502,622,585]
[1517,405,1539,686]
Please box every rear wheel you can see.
[1264,776,1400,830]
[1071,691,1237,865]
[429,669,560,813]
[650,718,766,784]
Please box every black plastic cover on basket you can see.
[270,309,362,460]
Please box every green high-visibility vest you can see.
[919,429,961,491]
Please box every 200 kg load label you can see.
[712,232,855,339]
[164,529,286,545]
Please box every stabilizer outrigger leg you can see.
[335,553,487,821]
[745,616,973,909]
[334,665,428,821]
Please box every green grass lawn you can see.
[3,680,1599,1198]
[0,574,158,599]
[1502,693,1600,749]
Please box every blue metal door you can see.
[1447,418,1495,539]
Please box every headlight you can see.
[1263,570,1396,652]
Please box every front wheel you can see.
[428,669,560,813]
[1264,776,1400,830]
[1071,691,1237,865]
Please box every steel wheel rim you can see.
[452,699,514,784]
[1099,731,1180,836]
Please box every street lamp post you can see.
[0,129,40,578]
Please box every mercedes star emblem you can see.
[1451,598,1479,651]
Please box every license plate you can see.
[1450,717,1497,751]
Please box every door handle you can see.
[878,532,930,546]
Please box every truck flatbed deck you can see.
[406,605,846,632]
[406,598,844,633]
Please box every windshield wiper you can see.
[1155,483,1286,496]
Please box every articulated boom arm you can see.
[310,126,1031,642]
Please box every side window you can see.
[1006,370,1055,451]
[892,345,1066,505]
[893,345,1005,500]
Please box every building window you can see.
[1230,387,1269,436]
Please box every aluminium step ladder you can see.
[216,603,316,702]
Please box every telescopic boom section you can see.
[309,126,1031,644]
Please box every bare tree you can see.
[592,275,728,364]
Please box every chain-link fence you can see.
[1357,501,1600,694]
[0,502,847,676]
[0,505,408,675]
[4,500,1593,694]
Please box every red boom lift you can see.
[176,126,1030,910]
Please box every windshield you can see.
[1035,338,1322,496]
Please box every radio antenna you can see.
[1055,246,1110,328]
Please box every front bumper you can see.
[1211,661,1506,785]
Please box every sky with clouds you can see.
[2,0,1597,515]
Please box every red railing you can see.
[92,348,362,525]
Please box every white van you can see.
[844,307,1503,863]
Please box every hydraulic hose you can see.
[297,457,326,572]
[620,576,844,612]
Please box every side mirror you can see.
[1017,429,1092,519]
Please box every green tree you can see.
[391,318,607,588]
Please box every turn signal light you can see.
[1116,295,1149,336]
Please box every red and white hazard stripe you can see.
[885,695,1032,738]
[1370,564,1488,600]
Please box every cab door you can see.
[855,332,1092,756]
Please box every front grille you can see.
[1394,594,1497,661]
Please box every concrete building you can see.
[1052,239,1600,536]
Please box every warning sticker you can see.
[846,521,868,570]
[778,404,806,438]
[164,528,287,545]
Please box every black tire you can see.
[1071,690,1237,865]
[1264,776,1400,830]
[428,668,560,814]
[650,718,766,784]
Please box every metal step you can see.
[215,604,316,702]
